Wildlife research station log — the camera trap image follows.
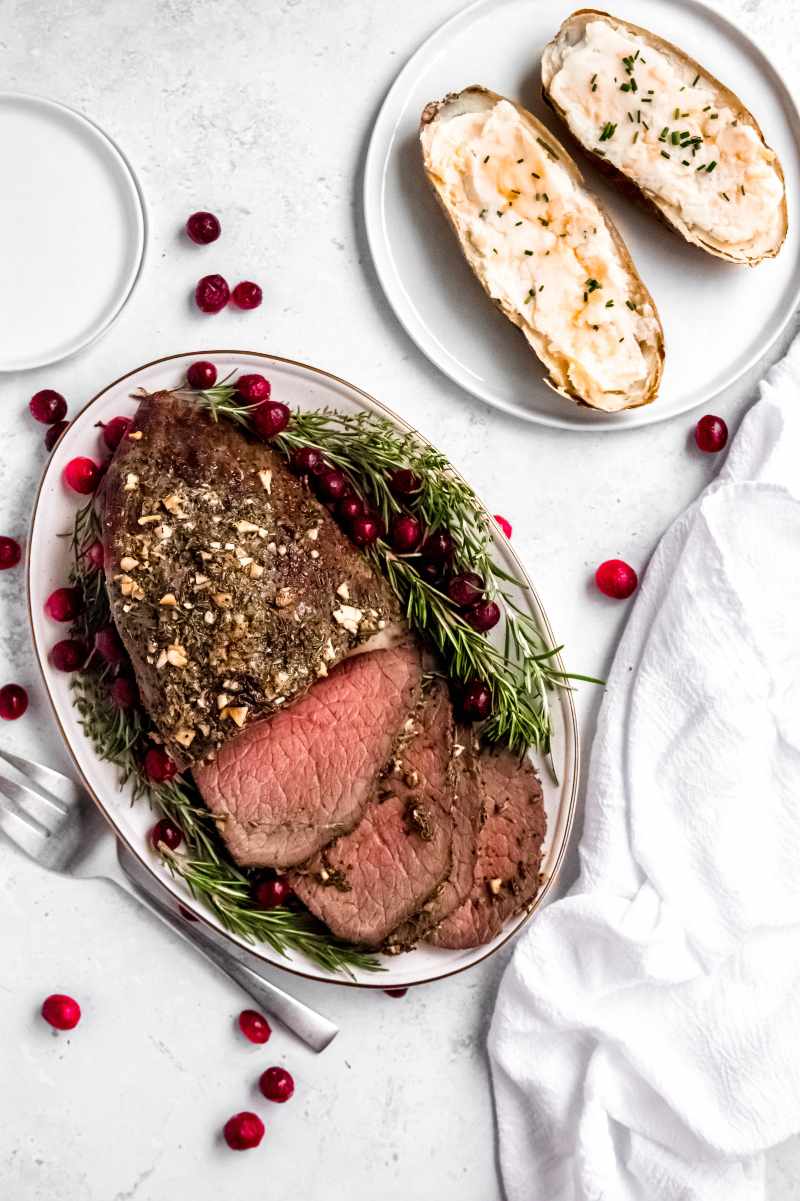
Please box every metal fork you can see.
[0,747,337,1052]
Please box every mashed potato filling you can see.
[421,98,660,409]
[547,19,785,259]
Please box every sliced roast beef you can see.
[386,729,482,949]
[426,747,546,950]
[99,390,400,764]
[289,680,456,947]
[194,642,422,868]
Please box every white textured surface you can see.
[0,1,797,1199]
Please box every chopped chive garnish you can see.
[591,73,597,84]
[721,191,730,201]
[479,209,486,218]
[706,160,717,173]
[659,127,668,141]
[515,220,522,226]
[524,249,533,255]
[517,158,524,164]
[483,155,490,163]
[542,192,549,202]
[660,150,671,159]
[539,284,544,292]
[673,107,680,119]
[531,171,540,179]
[497,210,504,217]
[621,82,631,92]
[599,121,617,141]
[525,289,534,302]
[671,131,680,144]
[630,78,638,93]
[538,217,549,227]
[692,74,700,86]
[619,336,625,343]
[586,278,601,292]
[703,105,711,112]
[740,184,746,195]
[583,291,588,302]
[632,131,639,143]
[709,113,718,119]
[641,97,652,102]
[681,159,689,166]
[625,299,636,310]
[592,324,599,331]
[605,299,614,308]
[492,248,497,254]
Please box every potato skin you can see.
[420,86,665,413]
[541,8,788,265]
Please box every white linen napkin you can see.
[488,334,800,1201]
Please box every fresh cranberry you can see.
[94,625,125,665]
[232,281,263,310]
[595,559,638,600]
[84,541,104,571]
[290,446,324,475]
[144,748,177,784]
[384,988,408,998]
[50,639,88,672]
[252,878,292,909]
[465,600,501,633]
[251,401,290,441]
[44,587,82,623]
[389,468,421,497]
[0,537,21,570]
[418,560,444,587]
[0,684,28,721]
[41,993,81,1030]
[63,457,101,495]
[460,680,492,722]
[236,374,271,404]
[29,390,67,425]
[494,514,512,538]
[178,904,198,922]
[194,274,230,313]
[110,675,137,710]
[238,1009,272,1045]
[695,414,728,454]
[316,468,348,502]
[45,421,69,451]
[391,514,422,553]
[259,1067,294,1103]
[101,416,132,451]
[350,515,382,547]
[422,530,454,562]
[223,1112,265,1151]
[185,211,221,245]
[150,818,182,851]
[337,495,364,522]
[447,572,484,608]
[186,360,218,390]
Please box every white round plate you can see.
[364,0,800,430]
[0,93,146,372]
[27,351,578,988]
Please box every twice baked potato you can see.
[541,9,787,265]
[419,86,664,413]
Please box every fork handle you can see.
[106,851,338,1053]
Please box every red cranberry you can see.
[94,624,125,665]
[238,1009,272,1045]
[223,1112,265,1151]
[41,993,81,1030]
[251,401,290,441]
[351,515,382,547]
[45,420,69,451]
[316,468,348,502]
[0,537,21,570]
[391,514,423,553]
[259,1067,295,1103]
[29,390,67,425]
[50,639,88,672]
[110,675,137,710]
[101,416,132,451]
[194,273,230,313]
[0,684,28,721]
[150,818,182,851]
[447,572,484,608]
[494,514,512,539]
[185,211,221,245]
[695,414,728,454]
[337,495,364,522]
[236,374,271,404]
[63,457,101,495]
[465,600,501,633]
[252,878,292,909]
[45,587,82,622]
[460,680,492,722]
[418,560,444,587]
[384,988,408,998]
[595,559,638,600]
[389,468,421,497]
[84,541,104,571]
[422,530,454,562]
[186,360,218,390]
[178,904,198,922]
[290,446,324,475]
[232,281,263,310]
[144,748,177,784]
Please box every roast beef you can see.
[386,729,482,949]
[289,679,455,946]
[194,642,423,868]
[426,748,546,949]
[99,390,400,764]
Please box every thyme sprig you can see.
[184,384,595,755]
